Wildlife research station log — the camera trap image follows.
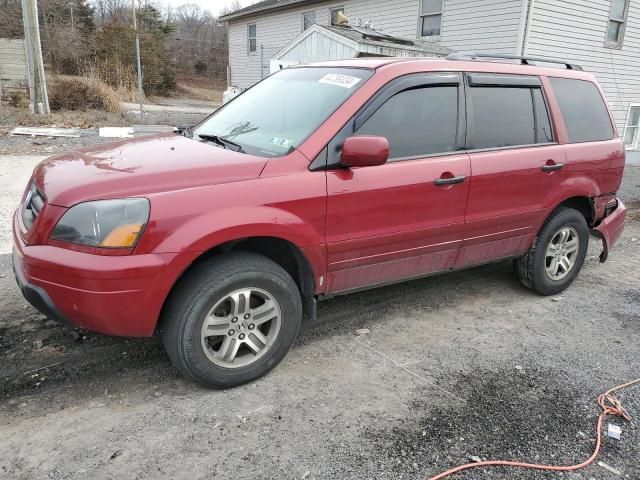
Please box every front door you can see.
[324,74,471,293]
[457,73,567,267]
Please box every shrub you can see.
[48,76,121,112]
[93,25,176,97]
[8,91,29,108]
[194,61,207,75]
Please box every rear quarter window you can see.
[549,77,614,143]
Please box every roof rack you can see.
[446,52,583,71]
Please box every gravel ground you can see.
[0,138,639,480]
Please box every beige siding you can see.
[0,38,28,87]
[228,1,345,89]
[278,29,358,63]
[228,0,433,88]
[227,0,527,89]
[440,0,525,54]
[526,0,640,133]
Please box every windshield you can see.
[192,67,373,157]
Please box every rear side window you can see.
[469,86,552,149]
[549,78,614,143]
[356,86,458,159]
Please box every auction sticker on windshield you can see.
[318,73,362,89]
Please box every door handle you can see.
[434,175,466,186]
[541,162,565,172]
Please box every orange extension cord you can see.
[428,378,640,480]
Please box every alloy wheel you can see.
[544,226,580,281]
[200,288,282,368]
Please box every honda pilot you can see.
[13,55,626,388]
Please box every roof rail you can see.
[446,52,583,71]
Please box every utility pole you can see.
[21,0,49,114]
[132,0,145,119]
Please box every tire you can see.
[161,252,302,389]
[515,207,589,296]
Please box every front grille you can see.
[22,184,46,230]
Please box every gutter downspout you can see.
[520,0,536,56]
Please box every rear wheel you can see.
[515,207,589,296]
[161,252,302,388]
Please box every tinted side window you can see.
[550,78,614,143]
[470,87,539,149]
[357,86,458,159]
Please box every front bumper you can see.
[12,211,183,337]
[592,198,626,263]
[13,248,73,327]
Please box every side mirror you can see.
[341,136,389,168]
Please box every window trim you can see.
[312,72,466,170]
[329,6,345,26]
[467,73,541,88]
[302,11,316,31]
[464,73,557,151]
[247,23,257,53]
[418,0,443,38]
[623,104,640,150]
[310,72,565,171]
[605,0,630,48]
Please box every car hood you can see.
[34,133,268,207]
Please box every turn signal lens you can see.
[100,223,144,248]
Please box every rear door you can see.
[548,76,624,197]
[324,73,471,293]
[457,73,567,268]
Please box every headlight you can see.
[51,198,150,248]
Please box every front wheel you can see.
[515,207,589,296]
[161,252,302,388]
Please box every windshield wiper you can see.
[196,134,245,153]
[177,125,194,138]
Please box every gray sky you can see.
[163,0,254,16]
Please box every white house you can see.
[220,0,640,151]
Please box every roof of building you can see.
[322,25,452,56]
[219,0,308,20]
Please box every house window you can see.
[330,7,345,26]
[623,105,640,150]
[303,12,316,31]
[605,0,630,47]
[419,0,443,37]
[248,23,257,52]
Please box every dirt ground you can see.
[0,136,639,480]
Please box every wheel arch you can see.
[552,196,595,226]
[158,235,320,332]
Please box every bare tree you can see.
[91,0,130,25]
[166,3,228,82]
[0,0,24,38]
[219,0,242,17]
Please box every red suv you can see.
[13,54,626,388]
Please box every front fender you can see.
[138,205,327,291]
[152,205,323,253]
